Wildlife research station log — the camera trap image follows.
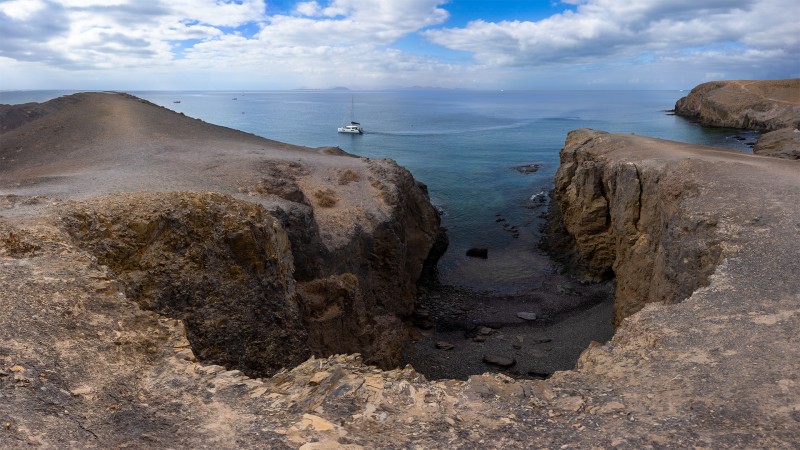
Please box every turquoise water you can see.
[1,89,759,291]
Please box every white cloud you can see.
[0,0,796,90]
[0,0,48,20]
[424,0,800,70]
[295,1,321,16]
[258,0,448,47]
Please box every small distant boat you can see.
[173,100,181,103]
[338,122,363,134]
[338,97,363,134]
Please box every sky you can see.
[0,0,798,90]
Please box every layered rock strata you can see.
[0,92,440,373]
[554,129,724,324]
[674,79,800,159]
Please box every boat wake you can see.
[367,117,583,137]
[368,121,530,137]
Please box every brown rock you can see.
[753,127,800,160]
[674,79,800,131]
[482,354,516,368]
[0,92,442,371]
[435,341,454,351]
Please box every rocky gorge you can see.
[1,87,799,448]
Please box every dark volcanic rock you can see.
[435,341,454,351]
[483,355,516,368]
[513,163,541,174]
[466,248,488,259]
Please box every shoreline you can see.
[404,281,615,380]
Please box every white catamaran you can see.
[338,97,363,134]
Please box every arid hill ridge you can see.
[1,93,799,448]
[0,92,442,374]
[674,78,800,159]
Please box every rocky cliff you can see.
[674,79,800,159]
[553,129,724,323]
[0,92,440,373]
[2,95,799,447]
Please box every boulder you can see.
[466,248,488,259]
[753,127,800,160]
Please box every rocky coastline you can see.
[674,78,800,159]
[1,89,799,448]
[0,92,442,375]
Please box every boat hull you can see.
[338,127,363,134]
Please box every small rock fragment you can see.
[483,355,516,368]
[435,341,454,351]
[516,312,537,321]
[308,371,331,386]
[478,327,495,336]
[466,248,488,259]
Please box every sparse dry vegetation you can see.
[314,188,338,207]
[337,169,359,185]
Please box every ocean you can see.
[1,89,759,292]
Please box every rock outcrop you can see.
[674,79,800,159]
[554,129,724,324]
[59,191,308,377]
[0,92,440,373]
[754,127,800,160]
[2,94,799,447]
[2,128,799,447]
[674,79,800,131]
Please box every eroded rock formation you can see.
[674,78,800,131]
[0,92,440,374]
[675,79,800,159]
[60,191,308,376]
[554,129,723,324]
[754,127,800,160]
[1,94,799,448]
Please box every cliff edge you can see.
[674,79,800,159]
[1,123,798,447]
[0,92,441,373]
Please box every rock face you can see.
[754,127,800,160]
[3,128,800,447]
[554,126,796,320]
[0,92,440,372]
[674,79,800,160]
[60,191,308,377]
[554,129,723,324]
[2,95,800,447]
[674,78,800,131]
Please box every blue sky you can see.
[0,0,798,90]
